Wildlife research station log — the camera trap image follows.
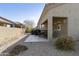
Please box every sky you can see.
[0,3,45,27]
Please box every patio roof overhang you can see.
[37,3,65,26]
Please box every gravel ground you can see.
[1,35,79,56]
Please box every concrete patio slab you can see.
[24,35,49,42]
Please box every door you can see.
[53,17,67,38]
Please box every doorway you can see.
[53,17,68,38]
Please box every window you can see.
[57,24,61,31]
[41,24,45,28]
[7,24,11,27]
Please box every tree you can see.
[23,20,34,33]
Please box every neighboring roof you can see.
[37,3,65,26]
[0,16,15,24]
[15,22,25,27]
[0,16,25,28]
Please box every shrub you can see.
[25,27,32,33]
[9,45,28,56]
[54,36,75,51]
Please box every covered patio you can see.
[38,16,68,40]
[40,20,48,38]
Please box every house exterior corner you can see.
[37,3,79,41]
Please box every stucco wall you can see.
[38,3,79,40]
[0,26,25,51]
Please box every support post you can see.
[48,16,53,41]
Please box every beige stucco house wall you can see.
[37,3,79,41]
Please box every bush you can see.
[9,45,28,56]
[54,36,75,51]
[25,27,32,33]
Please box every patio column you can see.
[12,24,15,27]
[48,16,53,41]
